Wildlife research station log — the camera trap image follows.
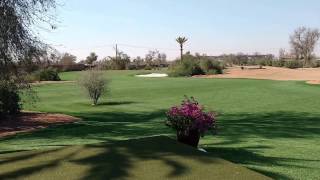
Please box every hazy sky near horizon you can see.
[40,0,320,60]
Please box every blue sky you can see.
[40,0,320,60]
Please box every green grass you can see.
[1,70,320,179]
[0,136,270,180]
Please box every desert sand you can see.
[195,66,320,84]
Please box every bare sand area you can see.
[0,112,80,138]
[194,66,320,84]
[31,81,74,86]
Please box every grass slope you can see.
[0,136,270,180]
[1,70,320,179]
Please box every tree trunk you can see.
[180,44,183,61]
[304,52,311,67]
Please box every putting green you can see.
[0,136,270,180]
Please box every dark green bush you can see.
[0,80,21,118]
[200,59,213,73]
[257,59,273,66]
[284,60,303,69]
[200,59,224,75]
[40,68,61,81]
[32,68,61,81]
[310,61,320,68]
[272,60,285,67]
[169,59,204,77]
[144,65,152,70]
[207,68,223,75]
[210,61,224,74]
[169,54,227,77]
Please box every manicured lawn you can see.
[1,70,320,179]
[0,136,270,180]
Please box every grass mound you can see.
[0,136,269,180]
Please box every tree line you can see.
[20,49,169,71]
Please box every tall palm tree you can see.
[176,36,188,61]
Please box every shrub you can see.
[210,61,224,74]
[254,59,272,67]
[31,68,61,81]
[40,68,61,81]
[166,97,216,136]
[200,59,213,73]
[284,60,303,69]
[26,73,39,83]
[78,70,108,106]
[271,60,284,67]
[169,59,204,77]
[207,69,222,75]
[0,80,21,118]
[144,65,152,70]
[200,59,224,75]
[169,54,226,77]
[310,60,320,68]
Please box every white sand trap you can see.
[136,73,168,78]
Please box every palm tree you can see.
[176,36,188,61]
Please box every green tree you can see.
[0,0,56,117]
[176,37,188,61]
[86,52,98,65]
[109,51,130,70]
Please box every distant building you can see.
[280,54,296,60]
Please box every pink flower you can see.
[166,97,216,136]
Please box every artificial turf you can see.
[1,70,320,179]
[0,136,270,180]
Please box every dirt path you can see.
[194,66,320,84]
[0,112,80,138]
[31,81,75,86]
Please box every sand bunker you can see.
[136,73,168,78]
[195,66,320,84]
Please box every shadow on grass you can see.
[97,101,137,106]
[1,110,170,142]
[1,110,320,179]
[214,111,320,146]
[205,146,314,180]
[13,110,320,142]
[0,147,81,179]
[0,136,225,180]
[0,148,62,166]
[0,150,28,155]
[76,101,138,107]
[250,168,292,180]
[71,137,213,180]
[9,110,319,144]
[204,111,320,179]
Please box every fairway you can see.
[1,70,320,179]
[0,136,270,180]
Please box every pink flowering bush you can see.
[166,97,216,137]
